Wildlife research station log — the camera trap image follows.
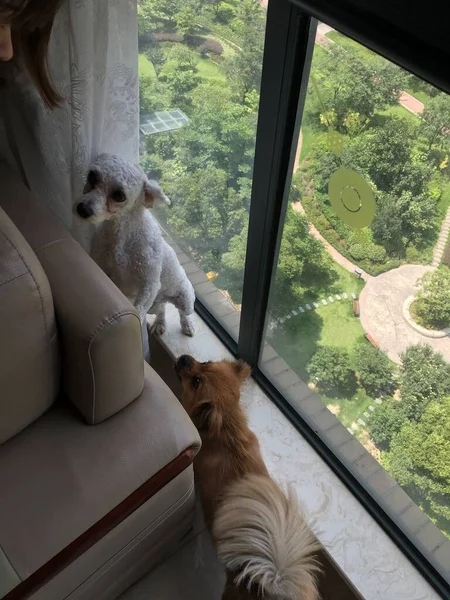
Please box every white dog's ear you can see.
[143,179,171,208]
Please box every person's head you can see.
[0,0,64,108]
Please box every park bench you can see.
[365,332,379,348]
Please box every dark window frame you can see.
[192,0,450,596]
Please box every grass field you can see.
[438,181,450,215]
[269,271,373,430]
[299,122,320,162]
[160,43,227,85]
[381,103,420,123]
[138,53,157,80]
[270,263,365,379]
[326,30,381,65]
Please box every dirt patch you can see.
[359,429,381,461]
[327,403,341,416]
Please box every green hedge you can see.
[300,192,403,275]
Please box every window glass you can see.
[138,0,267,337]
[262,23,450,551]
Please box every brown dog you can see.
[175,355,320,600]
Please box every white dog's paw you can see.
[150,319,166,336]
[181,317,195,337]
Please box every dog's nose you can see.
[175,355,193,373]
[76,202,93,219]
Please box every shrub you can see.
[415,266,450,329]
[307,347,354,391]
[204,38,224,55]
[369,400,406,450]
[354,344,393,395]
[349,243,368,261]
[400,344,450,421]
[215,4,234,24]
[150,32,183,43]
[185,35,224,55]
[366,244,387,263]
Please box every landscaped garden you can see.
[294,29,450,276]
[137,0,450,538]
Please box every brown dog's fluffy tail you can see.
[213,475,320,599]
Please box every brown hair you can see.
[1,0,64,108]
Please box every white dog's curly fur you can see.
[76,153,195,342]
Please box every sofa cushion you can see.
[0,206,59,444]
[0,363,201,585]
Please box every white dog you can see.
[76,154,195,344]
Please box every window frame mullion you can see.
[238,0,316,366]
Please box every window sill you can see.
[147,305,440,600]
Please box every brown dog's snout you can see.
[175,354,194,374]
[76,202,94,219]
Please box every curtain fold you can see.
[0,0,139,247]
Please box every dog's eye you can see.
[111,190,126,203]
[87,170,98,187]
[192,376,201,390]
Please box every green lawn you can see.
[381,103,420,123]
[269,274,374,430]
[325,388,373,432]
[195,56,227,84]
[326,30,381,65]
[404,87,430,105]
[270,265,365,381]
[138,53,157,80]
[160,44,227,85]
[299,122,321,162]
[438,181,450,215]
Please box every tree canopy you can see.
[307,346,354,391]
[385,397,450,533]
[415,266,450,330]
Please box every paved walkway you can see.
[399,91,424,115]
[360,265,450,363]
[292,201,371,280]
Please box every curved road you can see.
[359,265,450,363]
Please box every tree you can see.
[371,190,437,255]
[174,83,257,184]
[222,207,335,310]
[138,0,182,32]
[343,117,433,197]
[370,194,405,255]
[415,266,450,330]
[369,400,407,451]
[354,344,392,396]
[174,1,201,36]
[385,398,450,535]
[146,44,166,79]
[312,47,406,132]
[162,166,247,270]
[163,67,199,109]
[307,346,354,391]
[399,344,450,422]
[224,0,265,102]
[420,93,450,151]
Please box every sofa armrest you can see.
[0,164,144,424]
[0,363,201,595]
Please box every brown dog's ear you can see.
[232,359,251,381]
[194,401,223,436]
[143,179,171,208]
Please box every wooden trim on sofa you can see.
[4,447,196,600]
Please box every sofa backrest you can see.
[0,164,145,425]
[0,206,59,443]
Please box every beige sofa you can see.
[0,164,201,600]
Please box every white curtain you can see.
[0,0,139,247]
